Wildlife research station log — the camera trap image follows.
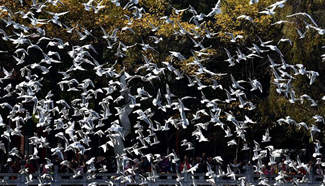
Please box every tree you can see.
[0,0,324,184]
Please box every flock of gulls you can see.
[0,0,325,185]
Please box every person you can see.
[230,159,241,174]
[124,160,133,171]
[207,156,216,172]
[158,157,171,173]
[179,155,191,173]
[278,159,287,173]
[25,159,36,174]
[139,157,151,173]
[270,164,278,175]
[133,158,140,173]
[315,164,324,175]
[262,165,271,175]
[198,153,207,173]
[40,163,50,174]
[194,156,202,172]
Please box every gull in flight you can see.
[249,0,259,5]
[207,0,222,17]
[287,12,318,27]
[0,67,13,83]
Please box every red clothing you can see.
[25,163,36,173]
[179,161,191,172]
